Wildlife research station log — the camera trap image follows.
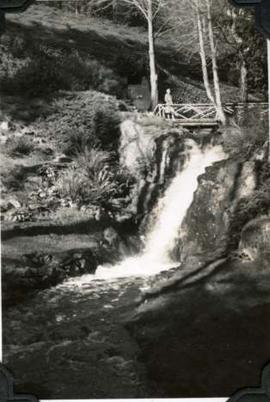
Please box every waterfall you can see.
[73,140,225,282]
[143,140,225,263]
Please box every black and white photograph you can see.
[0,0,270,399]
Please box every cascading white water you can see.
[67,140,226,283]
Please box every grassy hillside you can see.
[1,3,261,104]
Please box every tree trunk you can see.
[206,0,226,125]
[112,0,117,22]
[267,39,270,161]
[196,4,215,104]
[240,58,248,103]
[147,0,158,110]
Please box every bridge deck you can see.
[172,119,218,127]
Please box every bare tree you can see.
[122,0,161,109]
[205,0,226,124]
[146,0,159,109]
[162,0,226,124]
[195,1,215,104]
[89,0,160,109]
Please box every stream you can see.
[3,141,226,398]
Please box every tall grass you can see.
[56,149,117,207]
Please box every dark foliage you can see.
[0,37,125,97]
[228,161,270,250]
[216,8,267,96]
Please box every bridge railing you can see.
[154,103,268,124]
[154,103,217,121]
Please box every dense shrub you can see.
[1,48,69,96]
[44,91,121,153]
[228,161,270,250]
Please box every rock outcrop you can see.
[126,155,270,397]
[119,116,196,226]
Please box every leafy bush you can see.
[5,136,34,157]
[44,91,121,154]
[56,149,115,207]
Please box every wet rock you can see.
[103,227,119,246]
[61,249,97,275]
[100,226,138,262]
[2,248,98,307]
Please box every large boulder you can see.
[176,159,257,266]
[2,248,98,306]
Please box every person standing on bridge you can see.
[164,88,175,120]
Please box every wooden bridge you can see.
[154,103,269,127]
